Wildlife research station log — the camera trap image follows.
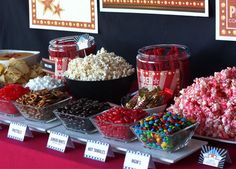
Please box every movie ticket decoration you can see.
[123,150,155,169]
[100,0,209,17]
[47,131,74,152]
[84,140,114,162]
[29,0,98,33]
[216,0,236,40]
[7,122,33,141]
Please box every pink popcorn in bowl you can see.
[167,67,236,139]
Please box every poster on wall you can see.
[100,0,209,17]
[29,0,98,33]
[216,0,236,41]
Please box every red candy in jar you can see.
[93,107,147,142]
[137,44,191,95]
[48,35,96,79]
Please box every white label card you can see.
[7,122,33,141]
[123,150,156,169]
[47,131,74,153]
[84,140,114,162]
[199,145,232,169]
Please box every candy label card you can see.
[199,145,232,169]
[7,122,33,141]
[47,131,74,152]
[216,0,236,41]
[100,0,209,17]
[29,0,98,33]
[42,58,55,74]
[84,140,114,162]
[123,150,155,169]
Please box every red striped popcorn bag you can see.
[137,44,191,95]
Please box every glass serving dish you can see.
[131,122,199,152]
[13,97,72,123]
[0,99,20,117]
[53,110,97,134]
[90,112,137,142]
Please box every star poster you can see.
[216,0,236,41]
[100,0,208,17]
[29,0,98,33]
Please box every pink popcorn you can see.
[167,67,236,139]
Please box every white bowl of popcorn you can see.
[64,48,135,103]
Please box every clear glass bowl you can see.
[53,110,97,134]
[90,111,138,142]
[13,97,72,123]
[131,122,199,152]
[0,99,20,117]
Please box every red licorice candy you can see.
[94,107,147,141]
[0,84,30,114]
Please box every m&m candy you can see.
[132,112,197,152]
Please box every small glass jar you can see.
[136,44,190,95]
[48,35,96,79]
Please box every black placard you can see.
[42,58,55,74]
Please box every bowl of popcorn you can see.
[64,48,135,103]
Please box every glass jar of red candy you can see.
[137,44,190,95]
[48,35,96,79]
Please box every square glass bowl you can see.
[13,97,72,123]
[53,110,97,134]
[90,112,137,142]
[131,122,199,152]
[0,99,20,117]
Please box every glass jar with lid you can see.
[136,44,190,95]
[48,35,96,79]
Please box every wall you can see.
[0,0,236,80]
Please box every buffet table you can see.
[0,124,235,169]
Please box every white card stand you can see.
[199,145,232,169]
[84,140,114,162]
[47,131,75,153]
[7,122,33,141]
[123,150,156,169]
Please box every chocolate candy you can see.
[55,98,111,133]
[132,112,197,152]
[92,107,148,142]
[124,87,173,110]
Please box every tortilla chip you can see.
[9,58,29,74]
[4,67,23,83]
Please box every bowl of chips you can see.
[0,58,45,85]
[0,50,39,66]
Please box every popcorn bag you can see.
[136,44,191,95]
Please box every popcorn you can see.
[167,67,236,139]
[64,48,135,81]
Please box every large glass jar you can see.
[136,44,190,95]
[48,35,96,79]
